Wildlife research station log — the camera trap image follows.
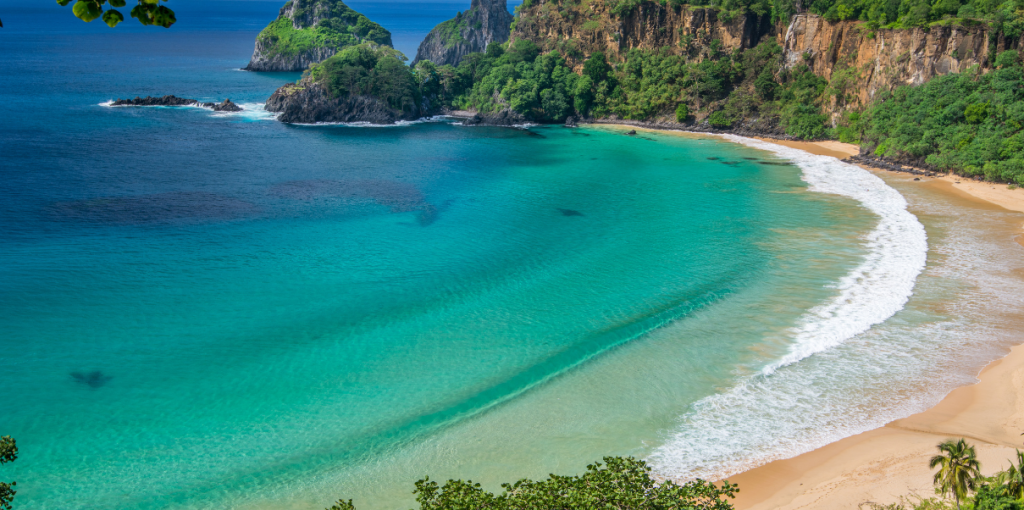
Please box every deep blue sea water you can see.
[6,2,1020,510]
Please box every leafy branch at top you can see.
[56,0,176,28]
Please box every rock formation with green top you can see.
[245,0,392,72]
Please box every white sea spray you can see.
[648,134,930,481]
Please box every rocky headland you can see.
[265,83,415,124]
[111,96,243,112]
[244,0,392,72]
[412,0,514,67]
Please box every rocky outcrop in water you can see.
[112,96,243,112]
[412,0,514,67]
[449,109,527,126]
[244,0,392,72]
[265,83,429,124]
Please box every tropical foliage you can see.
[308,44,421,112]
[930,439,983,510]
[859,50,1024,185]
[325,456,738,510]
[57,0,176,28]
[0,436,17,510]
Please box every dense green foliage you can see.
[308,44,422,112]
[860,50,1024,185]
[433,9,483,48]
[930,438,983,509]
[0,436,17,510]
[256,0,391,58]
[57,0,175,28]
[325,456,738,510]
[600,0,1024,32]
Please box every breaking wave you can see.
[648,134,929,481]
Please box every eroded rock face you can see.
[412,0,515,67]
[782,14,994,112]
[244,0,392,72]
[510,1,774,69]
[265,83,427,124]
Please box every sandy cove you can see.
[596,124,1024,509]
[736,138,1024,510]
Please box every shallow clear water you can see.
[3,2,1022,510]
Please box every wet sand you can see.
[596,124,1024,509]
[732,139,1024,510]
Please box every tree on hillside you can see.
[931,438,983,510]
[995,450,1024,500]
[325,456,738,510]
[0,436,17,510]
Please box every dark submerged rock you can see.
[71,371,113,388]
[625,130,637,135]
[557,208,584,216]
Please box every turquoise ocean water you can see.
[3,2,1023,509]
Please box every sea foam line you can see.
[647,134,928,481]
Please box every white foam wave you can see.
[292,115,450,127]
[724,135,929,374]
[211,102,279,121]
[648,134,928,481]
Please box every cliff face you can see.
[266,81,435,124]
[413,0,515,67]
[245,0,392,72]
[510,1,773,68]
[510,0,1020,116]
[782,14,995,113]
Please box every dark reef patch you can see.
[50,192,259,225]
[557,208,584,217]
[270,179,440,225]
[758,161,790,166]
[71,371,112,388]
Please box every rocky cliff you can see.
[509,0,1024,117]
[781,14,1000,114]
[245,0,392,72]
[266,83,416,124]
[412,0,515,67]
[510,1,774,69]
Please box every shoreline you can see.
[594,123,1024,509]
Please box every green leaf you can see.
[56,0,73,6]
[102,9,124,27]
[130,4,153,25]
[72,0,103,22]
[108,0,126,6]
[151,5,175,27]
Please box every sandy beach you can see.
[733,138,1024,510]
[597,124,1024,509]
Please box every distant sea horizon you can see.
[2,2,1022,510]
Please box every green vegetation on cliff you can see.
[433,9,484,48]
[860,50,1024,185]
[599,0,1024,31]
[325,457,738,510]
[255,0,391,58]
[307,44,422,112]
